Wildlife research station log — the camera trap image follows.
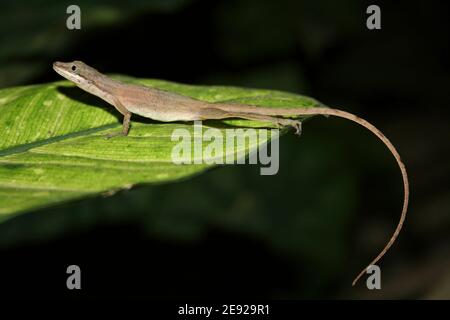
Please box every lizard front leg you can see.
[106,98,132,139]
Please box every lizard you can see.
[53,60,409,286]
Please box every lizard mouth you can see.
[52,61,69,74]
[53,61,66,74]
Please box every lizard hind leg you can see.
[198,108,302,135]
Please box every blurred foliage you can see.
[0,0,194,87]
[0,120,360,296]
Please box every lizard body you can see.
[53,60,409,286]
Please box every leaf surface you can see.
[0,78,320,220]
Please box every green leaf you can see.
[0,78,321,221]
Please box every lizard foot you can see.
[292,121,302,136]
[277,119,302,136]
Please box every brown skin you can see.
[53,61,409,286]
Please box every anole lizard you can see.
[53,60,409,286]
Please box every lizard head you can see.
[53,61,103,86]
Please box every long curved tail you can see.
[311,109,409,286]
[217,104,409,286]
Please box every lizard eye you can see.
[71,65,77,71]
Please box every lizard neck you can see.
[77,74,121,106]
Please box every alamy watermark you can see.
[366,5,381,30]
[171,121,280,175]
[66,264,81,290]
[366,264,381,289]
[66,5,81,30]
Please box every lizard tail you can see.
[218,104,409,286]
[302,108,409,286]
[318,109,409,286]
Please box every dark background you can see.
[0,0,449,299]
